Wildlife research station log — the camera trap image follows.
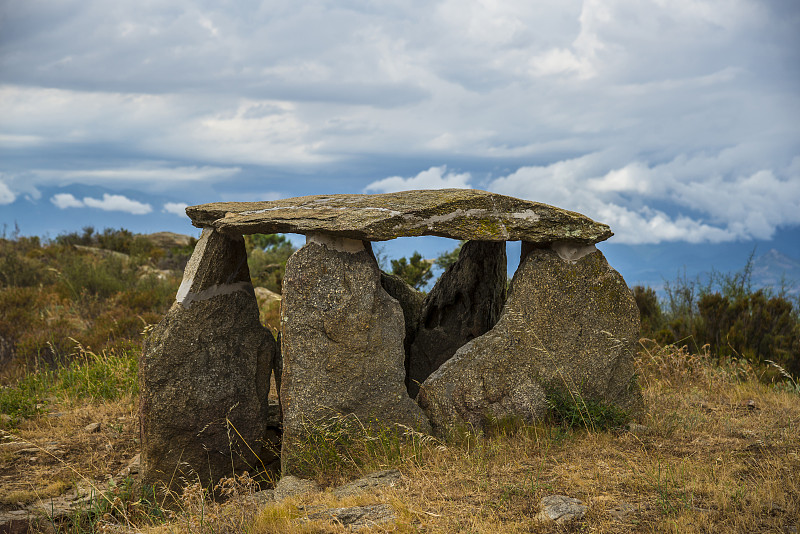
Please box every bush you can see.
[246,234,295,293]
[547,390,630,432]
[634,257,800,380]
[391,251,433,290]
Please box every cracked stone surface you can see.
[306,504,396,530]
[139,227,276,491]
[187,189,612,244]
[407,240,506,398]
[280,238,430,473]
[417,244,643,435]
[537,495,588,524]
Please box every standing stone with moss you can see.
[279,235,431,473]
[139,228,276,491]
[416,242,643,434]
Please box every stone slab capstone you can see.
[186,189,613,244]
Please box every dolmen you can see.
[139,189,643,490]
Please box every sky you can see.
[1,0,799,288]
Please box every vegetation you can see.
[245,234,296,294]
[634,256,800,379]
[389,251,433,290]
[1,228,798,532]
[2,340,797,533]
[0,226,189,374]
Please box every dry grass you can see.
[3,342,799,533]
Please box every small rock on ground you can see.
[306,504,396,531]
[84,422,101,433]
[537,495,588,524]
[333,469,402,498]
[274,476,321,501]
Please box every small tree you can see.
[434,241,464,271]
[391,252,433,290]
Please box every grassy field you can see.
[1,340,797,533]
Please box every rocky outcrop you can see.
[406,240,506,398]
[417,242,643,434]
[142,231,195,248]
[139,228,276,491]
[280,235,431,473]
[187,189,613,244]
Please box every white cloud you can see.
[50,192,152,214]
[83,194,152,214]
[487,145,800,245]
[1,0,798,245]
[163,202,188,216]
[51,193,84,209]
[0,181,15,204]
[364,166,473,194]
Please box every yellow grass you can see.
[2,343,798,533]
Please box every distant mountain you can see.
[751,249,800,297]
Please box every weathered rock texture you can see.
[379,271,425,356]
[280,236,431,472]
[417,243,643,434]
[537,495,588,524]
[139,228,276,490]
[406,240,507,398]
[187,189,612,244]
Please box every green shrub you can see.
[634,255,800,379]
[0,344,138,427]
[391,251,433,290]
[547,390,630,432]
[246,234,295,293]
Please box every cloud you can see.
[50,193,152,214]
[83,194,152,214]
[0,181,15,204]
[163,202,188,216]
[364,166,473,193]
[51,193,83,209]
[2,0,798,246]
[486,146,800,245]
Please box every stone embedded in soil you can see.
[84,422,101,433]
[537,495,588,524]
[139,227,276,491]
[406,240,506,398]
[274,476,321,501]
[279,236,430,473]
[333,469,402,498]
[306,504,396,529]
[186,189,612,245]
[417,244,643,434]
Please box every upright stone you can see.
[280,234,431,473]
[379,271,425,359]
[406,241,506,398]
[417,242,643,434]
[139,228,276,491]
